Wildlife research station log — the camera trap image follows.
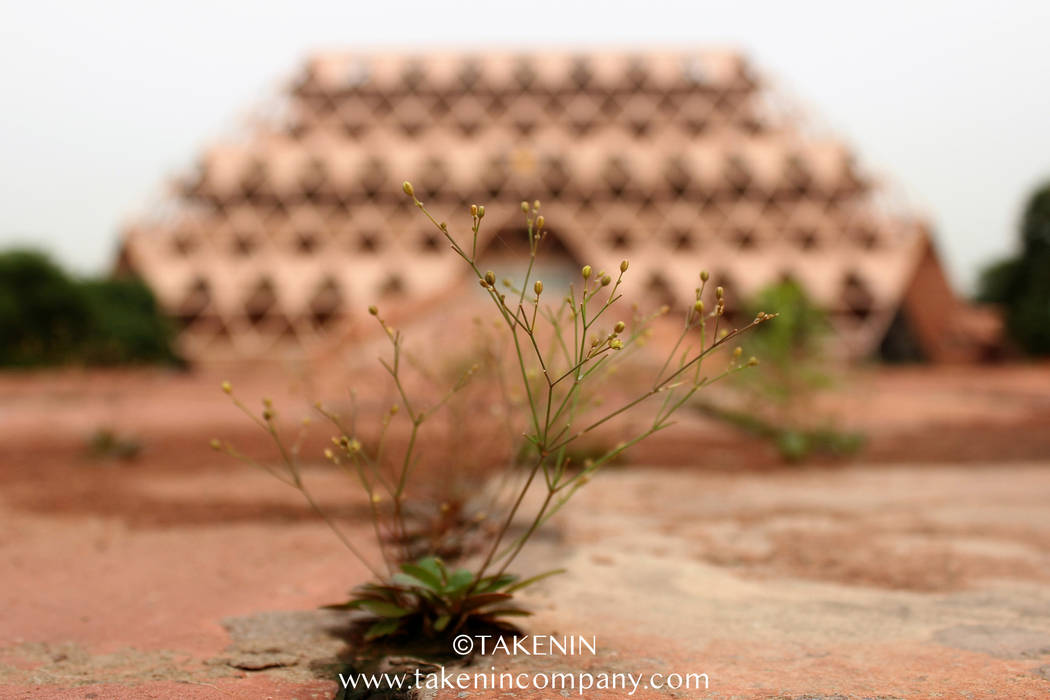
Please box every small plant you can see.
[699,280,862,462]
[86,427,143,461]
[216,183,772,643]
[342,556,561,640]
[697,404,864,463]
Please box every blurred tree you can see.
[0,249,180,367]
[0,250,91,366]
[78,277,180,365]
[977,182,1050,355]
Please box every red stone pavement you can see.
[1,365,1049,698]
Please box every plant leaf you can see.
[391,572,429,589]
[505,568,566,594]
[353,583,401,601]
[414,557,446,587]
[443,568,474,595]
[459,592,513,612]
[401,562,443,590]
[477,608,533,617]
[365,618,400,640]
[433,557,450,584]
[359,600,411,618]
[433,614,451,632]
[476,573,518,593]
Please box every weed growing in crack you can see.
[215,183,773,642]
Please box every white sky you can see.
[2,0,1048,292]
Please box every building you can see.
[117,50,993,363]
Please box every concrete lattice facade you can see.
[118,50,979,362]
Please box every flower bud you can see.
[368,305,378,315]
[694,300,704,314]
[614,321,625,334]
[535,215,544,230]
[747,356,759,367]
[402,181,414,197]
[534,280,543,295]
[477,205,485,218]
[209,438,222,451]
[716,286,724,299]
[582,265,592,279]
[620,260,629,273]
[479,278,489,289]
[221,380,232,394]
[484,270,496,286]
[533,200,541,210]
[700,270,709,282]
[610,339,624,350]
[521,201,530,213]
[733,346,743,359]
[600,274,611,286]
[470,204,478,217]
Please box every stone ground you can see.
[1,365,1049,698]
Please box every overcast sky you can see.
[2,0,1048,292]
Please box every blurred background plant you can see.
[0,249,180,367]
[977,181,1050,356]
[696,279,864,462]
[85,426,143,462]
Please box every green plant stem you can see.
[493,489,554,578]
[237,401,383,579]
[548,319,759,454]
[467,454,546,592]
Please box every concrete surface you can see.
[2,454,1050,698]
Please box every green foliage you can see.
[331,556,562,641]
[701,280,865,463]
[0,250,92,366]
[86,427,143,461]
[977,182,1050,355]
[78,278,180,365]
[736,279,831,405]
[976,258,1021,306]
[0,249,179,367]
[697,403,864,463]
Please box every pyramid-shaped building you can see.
[118,50,986,363]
